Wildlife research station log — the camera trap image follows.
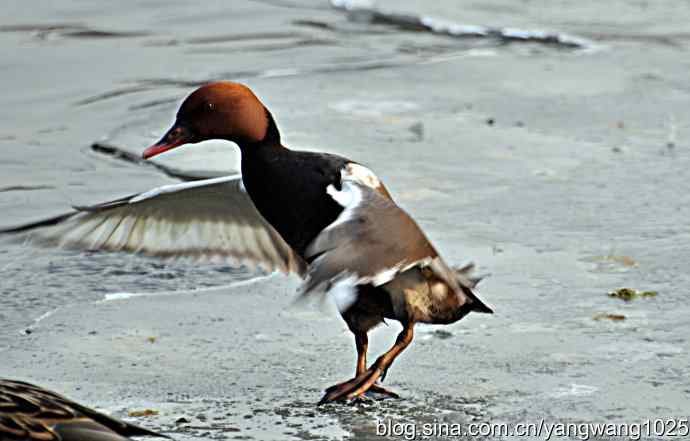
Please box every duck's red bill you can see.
[142,123,194,159]
[142,139,187,159]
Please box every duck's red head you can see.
[143,82,275,159]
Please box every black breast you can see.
[240,146,349,257]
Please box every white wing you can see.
[1,175,306,276]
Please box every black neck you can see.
[237,108,284,152]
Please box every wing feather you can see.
[301,180,491,314]
[303,181,437,294]
[0,379,167,441]
[1,176,306,277]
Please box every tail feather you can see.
[453,263,484,288]
[454,263,493,314]
[465,287,494,314]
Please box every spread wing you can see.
[0,175,306,276]
[0,379,167,441]
[301,181,492,313]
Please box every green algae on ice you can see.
[608,288,658,302]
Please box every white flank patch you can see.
[326,184,353,207]
[129,174,241,204]
[369,265,402,286]
[330,275,359,312]
[342,163,381,190]
[324,182,363,230]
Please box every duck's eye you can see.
[206,102,215,111]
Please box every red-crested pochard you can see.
[2,82,492,404]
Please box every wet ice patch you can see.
[19,308,61,335]
[259,67,301,78]
[595,341,683,363]
[100,275,275,302]
[103,292,151,302]
[420,17,489,36]
[551,383,598,398]
[331,0,598,51]
[253,332,273,341]
[330,0,374,10]
[329,99,418,118]
[418,328,454,341]
[508,322,559,333]
[33,309,57,325]
[581,254,638,273]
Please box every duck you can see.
[1,82,493,404]
[0,379,167,441]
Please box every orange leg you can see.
[353,331,399,398]
[323,331,399,400]
[319,324,414,405]
[355,331,368,375]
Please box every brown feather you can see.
[302,181,492,322]
[0,379,167,441]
